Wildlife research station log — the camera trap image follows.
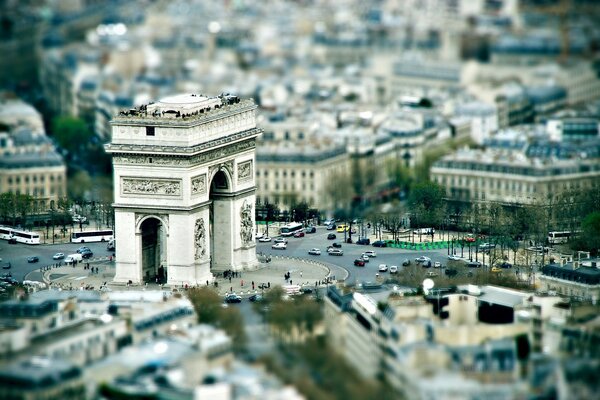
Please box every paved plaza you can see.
[35,255,346,297]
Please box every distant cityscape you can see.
[1,0,599,399]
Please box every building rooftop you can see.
[0,357,81,389]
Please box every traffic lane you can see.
[256,235,453,284]
[0,241,114,282]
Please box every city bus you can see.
[280,222,303,237]
[71,229,114,243]
[0,226,41,244]
[547,231,572,245]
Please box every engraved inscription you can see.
[191,174,207,195]
[122,178,181,196]
[237,160,253,183]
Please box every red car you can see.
[354,259,366,267]
[293,231,305,238]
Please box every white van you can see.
[413,227,435,235]
[64,253,83,264]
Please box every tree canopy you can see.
[51,116,94,154]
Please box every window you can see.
[146,126,155,136]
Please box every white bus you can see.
[547,231,572,245]
[71,229,114,243]
[280,222,303,237]
[0,226,41,244]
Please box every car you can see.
[305,226,316,234]
[415,256,431,263]
[327,233,337,240]
[491,266,503,273]
[274,237,288,244]
[402,259,410,266]
[300,287,314,295]
[360,254,370,262]
[426,271,438,277]
[308,248,321,255]
[356,238,370,245]
[467,261,482,268]
[465,234,476,243]
[499,262,513,269]
[27,256,39,263]
[249,294,263,302]
[332,242,342,248]
[363,250,376,258]
[354,259,366,267]
[80,250,93,259]
[258,236,272,242]
[479,243,496,252]
[372,240,387,248]
[389,265,398,274]
[225,294,242,303]
[7,238,16,244]
[328,248,343,256]
[448,254,462,261]
[53,252,65,260]
[445,268,458,277]
[255,232,264,239]
[434,262,442,268]
[323,219,336,226]
[76,246,91,254]
[2,264,10,270]
[272,242,287,250]
[336,225,349,233]
[326,224,336,230]
[378,264,388,272]
[293,231,305,238]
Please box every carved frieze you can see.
[194,218,206,260]
[191,174,207,195]
[240,201,253,245]
[122,178,181,196]
[237,160,253,183]
[112,139,256,167]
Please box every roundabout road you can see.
[0,240,115,282]
[256,226,453,284]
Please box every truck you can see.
[64,253,83,264]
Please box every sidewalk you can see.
[35,256,336,297]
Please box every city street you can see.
[256,226,452,284]
[0,240,115,282]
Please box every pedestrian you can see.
[229,276,232,283]
[290,279,293,285]
[268,282,270,288]
[230,286,233,293]
[252,282,255,290]
[206,280,209,286]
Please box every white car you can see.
[327,248,343,256]
[360,254,370,262]
[272,242,287,250]
[389,265,398,274]
[274,237,288,244]
[308,248,321,255]
[52,252,65,260]
[434,261,442,268]
[378,264,388,272]
[448,254,461,261]
[255,232,264,239]
[258,236,272,242]
[363,250,377,258]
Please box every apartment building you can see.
[431,127,600,206]
[0,98,67,209]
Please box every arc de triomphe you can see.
[105,94,260,285]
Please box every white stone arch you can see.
[135,214,170,234]
[208,161,234,192]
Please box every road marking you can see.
[69,276,87,281]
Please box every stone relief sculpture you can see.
[240,201,253,245]
[237,160,253,182]
[122,178,181,196]
[195,218,206,260]
[191,174,207,195]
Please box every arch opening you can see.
[140,217,167,283]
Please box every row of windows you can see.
[11,187,64,198]
[257,170,315,178]
[6,174,63,185]
[258,183,315,192]
[259,195,317,207]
